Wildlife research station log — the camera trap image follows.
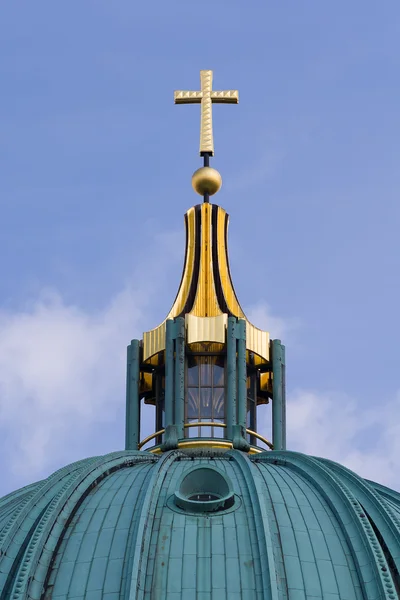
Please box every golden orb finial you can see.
[192,166,222,196]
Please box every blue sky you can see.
[1,1,400,495]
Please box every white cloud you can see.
[0,224,184,495]
[0,287,144,489]
[248,308,400,490]
[247,302,301,342]
[286,389,400,490]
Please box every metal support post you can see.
[125,339,140,450]
[163,319,179,450]
[236,319,247,430]
[226,317,237,440]
[272,339,286,451]
[174,317,185,440]
[165,319,174,427]
[233,319,250,450]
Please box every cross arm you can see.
[210,90,239,104]
[174,91,202,104]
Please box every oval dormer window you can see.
[174,466,235,513]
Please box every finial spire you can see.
[174,70,238,201]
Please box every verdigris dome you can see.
[1,449,399,599]
[4,69,399,600]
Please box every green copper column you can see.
[281,343,286,449]
[226,317,237,440]
[272,339,286,451]
[233,318,250,450]
[165,319,174,428]
[236,319,247,430]
[163,319,178,449]
[125,339,140,450]
[174,317,185,440]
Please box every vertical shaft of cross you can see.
[199,70,214,156]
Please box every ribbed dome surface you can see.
[0,449,399,600]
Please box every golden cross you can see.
[174,70,239,156]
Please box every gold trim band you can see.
[149,442,263,455]
[138,422,273,451]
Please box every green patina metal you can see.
[272,339,286,451]
[165,319,174,427]
[233,318,249,451]
[257,451,399,599]
[173,465,235,513]
[163,318,186,449]
[236,318,247,432]
[174,317,185,440]
[1,448,399,599]
[125,340,140,451]
[226,316,237,441]
[163,319,177,450]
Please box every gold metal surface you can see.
[191,203,220,317]
[142,202,270,362]
[246,429,273,450]
[188,342,224,353]
[184,421,226,429]
[216,206,245,318]
[177,440,233,450]
[249,447,263,454]
[143,206,196,362]
[167,206,196,319]
[186,314,227,345]
[259,372,272,394]
[138,428,165,450]
[138,422,271,453]
[139,372,153,394]
[174,70,238,156]
[150,444,262,454]
[192,166,222,196]
[246,322,270,362]
[143,326,166,365]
